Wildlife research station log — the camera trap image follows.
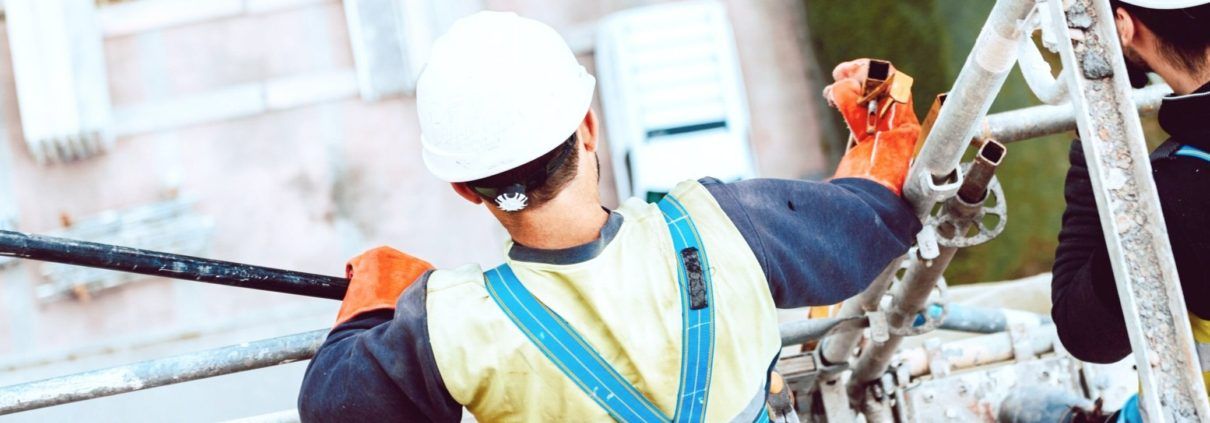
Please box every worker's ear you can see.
[1115,7,1136,48]
[451,183,485,205]
[580,109,599,153]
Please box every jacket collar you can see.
[1158,81,1210,149]
[508,210,622,265]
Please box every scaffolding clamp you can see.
[915,228,941,267]
[867,310,890,344]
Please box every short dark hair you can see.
[1111,1,1210,72]
[466,132,580,210]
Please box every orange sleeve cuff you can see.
[336,246,434,326]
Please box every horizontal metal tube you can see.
[896,324,1057,378]
[1,303,1051,415]
[0,230,349,300]
[984,83,1169,144]
[940,304,1051,334]
[0,330,326,415]
[780,304,1047,347]
[819,262,899,366]
[780,317,862,347]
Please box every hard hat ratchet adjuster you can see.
[469,135,578,213]
[494,184,530,212]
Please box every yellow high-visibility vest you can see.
[426,180,781,422]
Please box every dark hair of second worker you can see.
[467,132,580,210]
[1110,1,1210,72]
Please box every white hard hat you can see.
[417,11,596,183]
[1117,0,1210,9]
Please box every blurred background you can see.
[0,0,1152,421]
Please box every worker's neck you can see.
[500,185,609,251]
[1156,53,1210,95]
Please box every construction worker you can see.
[298,11,922,422]
[1050,0,1210,420]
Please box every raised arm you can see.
[704,58,922,308]
[704,177,920,308]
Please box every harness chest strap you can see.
[1175,144,1210,163]
[482,195,721,422]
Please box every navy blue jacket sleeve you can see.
[703,177,921,308]
[298,272,461,422]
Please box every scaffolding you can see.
[0,0,1206,421]
[812,0,1208,420]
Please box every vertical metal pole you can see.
[817,0,1035,393]
[847,248,957,390]
[848,143,1007,398]
[819,263,898,366]
[1047,0,1210,420]
[902,0,1035,217]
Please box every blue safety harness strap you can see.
[482,194,719,422]
[659,196,716,422]
[1175,144,1210,163]
[484,265,667,422]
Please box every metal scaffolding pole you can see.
[0,230,349,300]
[0,304,1036,416]
[848,141,1006,395]
[814,0,1206,418]
[0,330,326,415]
[895,324,1057,379]
[778,304,1039,347]
[815,82,1162,370]
[985,83,1169,144]
[1047,0,1209,420]
[817,0,1035,379]
[817,264,898,367]
[902,0,1035,218]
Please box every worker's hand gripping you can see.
[336,246,434,326]
[825,59,921,195]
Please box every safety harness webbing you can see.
[1175,144,1210,163]
[482,194,716,422]
[659,195,717,422]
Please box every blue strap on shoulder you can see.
[658,195,717,422]
[1175,144,1210,163]
[482,194,717,422]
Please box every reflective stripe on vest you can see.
[1175,144,1210,163]
[483,194,717,422]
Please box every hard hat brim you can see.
[1117,0,1210,9]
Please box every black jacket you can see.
[1052,82,1210,364]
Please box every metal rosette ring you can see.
[929,168,1007,249]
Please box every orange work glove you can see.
[335,246,434,326]
[825,59,921,195]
